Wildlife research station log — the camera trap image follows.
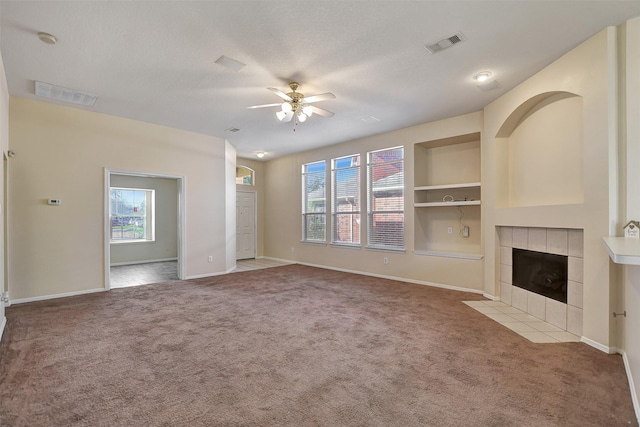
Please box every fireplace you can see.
[512,248,567,303]
[497,226,583,335]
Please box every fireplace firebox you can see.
[512,248,568,303]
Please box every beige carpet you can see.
[0,264,636,426]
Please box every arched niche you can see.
[495,91,584,208]
[236,166,255,186]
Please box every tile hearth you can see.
[463,300,581,343]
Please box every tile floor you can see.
[110,258,293,288]
[463,300,581,343]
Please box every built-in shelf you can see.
[602,237,640,265]
[413,250,483,260]
[414,182,481,191]
[414,200,481,208]
[413,132,482,257]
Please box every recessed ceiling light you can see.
[215,55,246,72]
[473,71,492,82]
[38,32,57,45]
[256,152,265,159]
[361,116,381,123]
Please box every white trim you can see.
[413,250,483,260]
[110,257,178,267]
[580,336,615,354]
[261,257,484,295]
[621,350,640,424]
[11,288,106,305]
[483,293,499,301]
[105,168,186,289]
[0,316,6,342]
[184,266,236,280]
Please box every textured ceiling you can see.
[1,1,640,160]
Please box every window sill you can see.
[330,243,362,250]
[365,245,406,254]
[301,240,327,246]
[110,239,155,245]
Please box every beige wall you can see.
[264,111,485,292]
[0,49,8,333]
[8,98,231,300]
[620,16,640,417]
[109,175,178,265]
[236,158,265,257]
[483,28,618,348]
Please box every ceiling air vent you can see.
[425,32,466,54]
[35,81,97,106]
[225,127,241,133]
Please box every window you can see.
[331,154,360,245]
[110,187,155,242]
[367,147,404,250]
[236,166,255,186]
[302,161,326,242]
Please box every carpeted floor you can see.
[0,264,637,426]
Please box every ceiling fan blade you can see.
[267,87,292,101]
[303,92,336,103]
[311,106,335,118]
[247,103,281,109]
[283,111,294,122]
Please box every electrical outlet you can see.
[447,227,453,234]
[208,256,213,262]
[462,226,469,238]
[383,257,389,265]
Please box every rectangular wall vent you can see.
[35,81,97,106]
[425,32,466,54]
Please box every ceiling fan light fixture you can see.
[281,102,292,113]
[302,105,313,117]
[276,110,287,121]
[298,112,307,123]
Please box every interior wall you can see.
[236,157,264,257]
[225,141,236,272]
[8,97,230,300]
[507,96,583,207]
[264,111,485,292]
[0,47,8,336]
[109,175,178,265]
[483,27,618,348]
[621,16,640,418]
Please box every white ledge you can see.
[413,250,483,260]
[602,237,640,265]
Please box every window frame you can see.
[109,187,155,243]
[301,160,327,243]
[331,154,361,246]
[366,146,405,251]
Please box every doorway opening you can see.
[104,169,185,289]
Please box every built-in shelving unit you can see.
[413,132,482,257]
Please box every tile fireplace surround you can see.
[498,227,584,336]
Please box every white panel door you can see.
[236,192,256,260]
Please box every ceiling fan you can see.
[247,82,335,123]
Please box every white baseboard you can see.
[620,350,640,424]
[10,288,106,305]
[184,266,236,280]
[580,336,615,354]
[0,316,6,343]
[264,257,484,295]
[483,293,499,301]
[110,257,178,267]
